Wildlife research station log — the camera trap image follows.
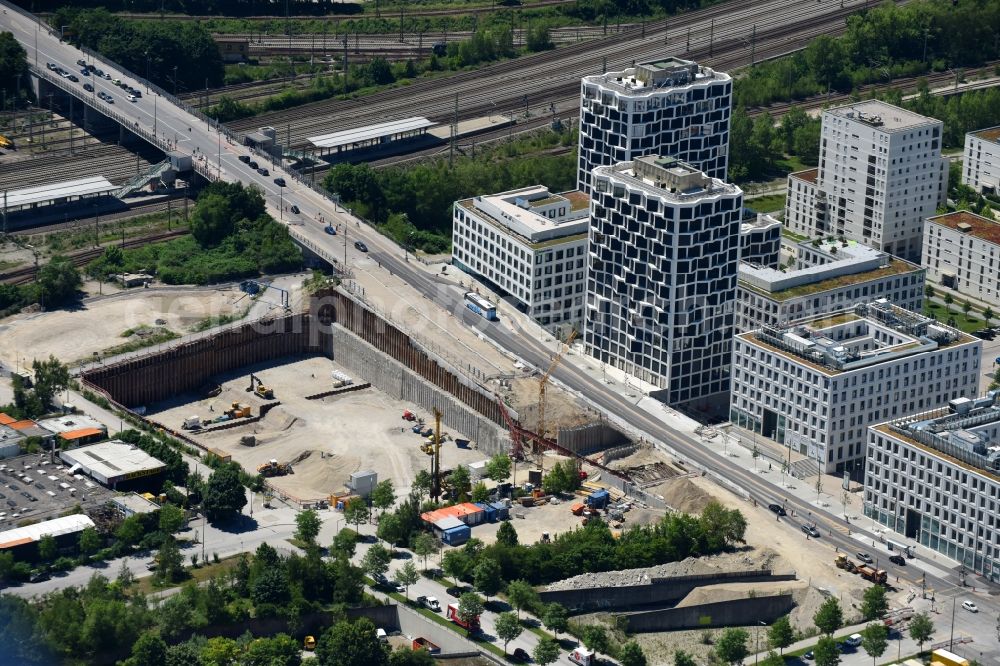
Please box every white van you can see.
[845,634,863,647]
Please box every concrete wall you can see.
[537,571,796,612]
[329,324,507,455]
[622,594,795,632]
[557,421,629,456]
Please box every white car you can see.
[127,94,137,102]
[962,600,979,613]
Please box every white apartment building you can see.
[783,101,948,261]
[737,238,924,332]
[866,393,1000,581]
[577,57,732,193]
[739,213,781,268]
[962,126,1000,195]
[452,185,590,333]
[924,210,1000,309]
[731,300,980,475]
[586,156,742,410]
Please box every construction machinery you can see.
[536,329,577,471]
[257,458,292,477]
[857,565,888,585]
[834,554,857,572]
[247,373,274,399]
[226,402,251,419]
[430,408,443,501]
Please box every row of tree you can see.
[49,8,225,92]
[0,257,82,317]
[0,32,29,105]
[736,0,1000,108]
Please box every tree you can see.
[411,532,437,570]
[123,632,167,666]
[963,300,973,317]
[203,464,247,523]
[295,509,322,545]
[813,597,843,636]
[542,461,570,495]
[332,529,358,559]
[526,22,553,51]
[471,482,491,503]
[495,612,522,655]
[390,647,435,666]
[371,479,396,517]
[485,453,512,483]
[813,636,840,666]
[533,637,560,666]
[457,592,484,633]
[698,501,747,550]
[442,549,471,587]
[158,503,187,535]
[925,284,935,299]
[945,292,955,310]
[115,560,135,590]
[38,534,57,562]
[412,470,433,497]
[861,623,888,665]
[768,615,794,654]
[581,624,610,657]
[909,612,934,651]
[496,520,519,547]
[34,256,82,308]
[115,515,145,548]
[448,465,471,500]
[396,560,419,600]
[861,584,888,621]
[344,497,370,529]
[251,567,290,607]
[156,536,185,584]
[620,641,648,666]
[242,633,301,666]
[985,307,996,327]
[361,543,391,580]
[674,650,697,666]
[377,512,405,550]
[316,618,388,666]
[473,557,503,601]
[542,603,568,638]
[505,579,539,620]
[78,527,101,558]
[714,628,749,665]
[0,32,29,100]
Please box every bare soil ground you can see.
[504,375,596,434]
[0,286,242,365]
[148,355,486,502]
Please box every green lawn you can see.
[747,193,787,213]
[924,300,991,333]
[134,554,240,595]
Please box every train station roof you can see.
[3,176,115,209]
[307,117,433,149]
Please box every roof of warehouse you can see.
[421,502,484,524]
[0,514,95,549]
[433,516,466,531]
[59,428,105,441]
[39,414,108,435]
[60,440,166,479]
[307,117,433,149]
[0,414,16,426]
[4,176,115,208]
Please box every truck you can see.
[856,565,888,584]
[182,415,201,430]
[446,602,480,632]
[411,637,440,654]
[226,402,251,419]
[931,649,970,666]
[416,595,441,611]
[569,647,595,666]
[834,554,857,572]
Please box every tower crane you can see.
[431,408,443,501]
[536,328,577,472]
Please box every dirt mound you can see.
[546,548,787,591]
[288,450,315,466]
[650,476,713,514]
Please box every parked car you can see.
[29,570,50,583]
[238,155,250,164]
[83,83,94,92]
[888,554,906,566]
[416,595,441,612]
[801,524,820,538]
[273,177,286,187]
[249,161,258,169]
[127,95,137,103]
[257,168,269,176]
[803,651,814,661]
[354,241,368,252]
[76,58,86,66]
[46,62,57,70]
[857,552,873,564]
[511,648,530,663]
[67,74,78,82]
[768,502,786,516]
[80,68,89,76]
[290,205,300,214]
[101,72,111,80]
[962,600,979,613]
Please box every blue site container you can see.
[489,502,509,521]
[474,502,498,523]
[586,489,610,509]
[441,523,471,546]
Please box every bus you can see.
[464,292,498,321]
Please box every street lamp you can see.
[279,184,285,220]
[754,620,766,665]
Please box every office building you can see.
[962,126,1000,195]
[866,392,1000,581]
[737,238,924,332]
[731,300,980,474]
[452,185,590,333]
[783,100,948,261]
[577,57,732,193]
[586,156,742,409]
[739,213,781,267]
[923,210,1000,309]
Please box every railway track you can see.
[229,0,897,149]
[0,143,158,191]
[0,229,188,286]
[11,199,193,237]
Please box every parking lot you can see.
[0,454,113,529]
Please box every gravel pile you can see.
[545,549,782,591]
